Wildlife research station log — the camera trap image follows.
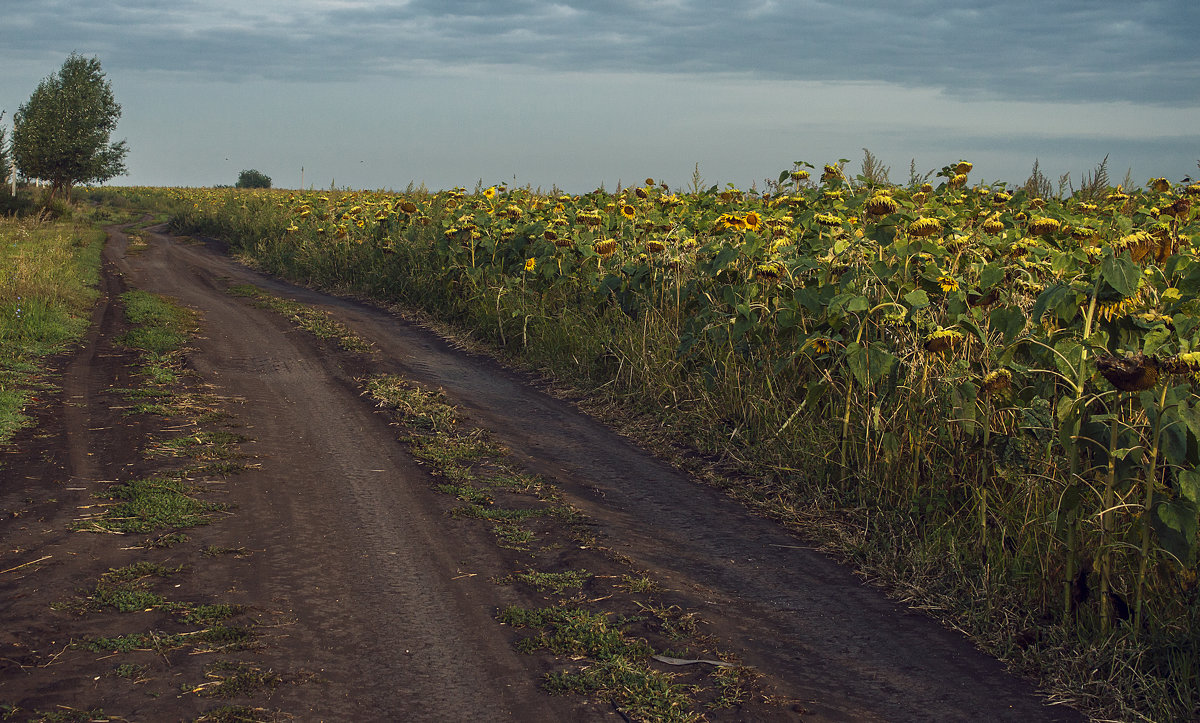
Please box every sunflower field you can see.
[110,161,1200,718]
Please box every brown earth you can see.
[0,222,1085,722]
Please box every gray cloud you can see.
[4,0,1197,105]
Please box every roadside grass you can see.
[0,213,105,445]
[226,283,372,353]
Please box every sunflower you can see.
[635,187,649,199]
[647,239,666,253]
[815,212,842,227]
[621,204,636,220]
[937,275,960,293]
[1150,177,1172,193]
[1096,353,1159,391]
[742,211,762,231]
[756,261,785,280]
[399,200,418,214]
[908,217,943,237]
[789,170,810,182]
[594,239,618,257]
[865,193,899,216]
[807,337,832,354]
[821,164,842,182]
[924,328,963,353]
[524,257,537,273]
[484,186,497,200]
[1028,217,1061,236]
[948,173,969,188]
[955,161,973,175]
[982,217,1005,235]
[981,368,1012,394]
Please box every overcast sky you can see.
[2,0,1197,193]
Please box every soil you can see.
[0,222,1084,722]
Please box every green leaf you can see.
[1101,254,1141,298]
[989,306,1026,344]
[979,263,1004,290]
[1152,498,1199,563]
[1142,325,1172,356]
[903,289,930,309]
[844,342,898,387]
[1178,469,1200,506]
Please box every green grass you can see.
[500,605,698,721]
[227,283,371,353]
[0,213,105,444]
[183,662,281,699]
[506,569,593,594]
[73,474,225,534]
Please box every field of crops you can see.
[110,161,1200,717]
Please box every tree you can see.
[236,169,272,189]
[11,53,128,201]
[0,111,10,192]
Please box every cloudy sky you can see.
[2,0,1197,193]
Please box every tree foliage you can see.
[236,169,272,189]
[12,53,128,200]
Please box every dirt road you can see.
[1,223,1082,721]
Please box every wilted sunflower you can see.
[1028,217,1061,236]
[680,237,698,250]
[948,173,969,188]
[866,193,899,216]
[1161,351,1200,375]
[635,187,649,199]
[1115,231,1156,262]
[955,161,973,175]
[647,239,666,253]
[821,164,842,182]
[815,212,842,227]
[982,216,1005,235]
[1150,177,1172,193]
[790,170,811,182]
[594,239,618,257]
[756,261,785,280]
[982,368,1012,394]
[924,328,963,353]
[1096,353,1159,391]
[908,217,943,237]
[1069,225,1098,241]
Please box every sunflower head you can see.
[743,211,762,231]
[621,204,636,220]
[982,368,1012,394]
[593,239,618,257]
[982,217,1005,235]
[865,194,899,216]
[955,161,974,175]
[524,257,537,273]
[937,275,960,293]
[1028,217,1061,236]
[908,217,943,238]
[924,328,963,353]
[1150,177,1172,193]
